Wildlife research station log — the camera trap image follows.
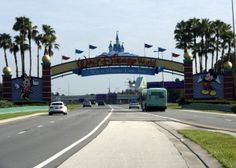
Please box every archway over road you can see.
[51,56,184,79]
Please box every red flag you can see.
[62,55,70,60]
[172,53,180,57]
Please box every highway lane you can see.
[111,104,236,130]
[150,109,236,130]
[0,106,111,168]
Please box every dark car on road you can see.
[83,100,92,107]
[97,101,105,106]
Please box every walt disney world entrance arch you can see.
[2,52,235,104]
[51,55,184,78]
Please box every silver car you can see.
[49,101,68,115]
[129,101,140,109]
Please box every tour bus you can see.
[140,88,167,112]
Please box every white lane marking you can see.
[17,131,26,135]
[50,121,55,124]
[224,119,232,122]
[108,105,114,112]
[37,125,43,128]
[109,105,130,111]
[34,111,112,168]
[207,116,214,119]
[180,109,236,117]
[141,112,181,122]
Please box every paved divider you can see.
[0,106,48,114]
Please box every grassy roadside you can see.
[0,111,46,120]
[178,129,236,168]
[167,103,182,109]
[67,104,81,111]
[0,104,82,120]
[167,103,236,114]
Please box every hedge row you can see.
[0,100,14,108]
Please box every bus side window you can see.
[159,93,164,98]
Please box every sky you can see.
[0,0,234,95]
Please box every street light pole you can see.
[231,0,236,99]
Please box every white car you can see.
[129,101,140,109]
[49,101,68,115]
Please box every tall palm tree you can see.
[10,42,20,77]
[209,37,216,69]
[202,19,212,71]
[41,24,59,57]
[226,31,234,57]
[212,20,225,65]
[32,28,42,77]
[27,25,37,76]
[13,16,32,75]
[0,33,12,67]
[174,20,192,53]
[15,35,28,75]
[189,18,200,73]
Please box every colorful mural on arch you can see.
[11,74,43,101]
[193,69,224,99]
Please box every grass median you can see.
[67,104,81,111]
[0,111,46,120]
[178,129,236,168]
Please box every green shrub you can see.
[176,96,189,105]
[0,100,14,108]
[231,105,236,113]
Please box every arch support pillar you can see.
[42,63,51,104]
[184,61,193,100]
[224,71,234,100]
[2,74,12,101]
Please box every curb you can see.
[155,122,222,168]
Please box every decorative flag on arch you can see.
[144,43,153,48]
[75,49,84,54]
[158,47,166,52]
[89,45,97,49]
[172,52,180,57]
[62,55,70,60]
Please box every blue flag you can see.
[158,47,166,52]
[144,43,152,48]
[89,45,97,49]
[75,49,84,54]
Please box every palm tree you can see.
[10,41,19,77]
[15,35,29,75]
[209,37,216,69]
[202,19,212,71]
[32,28,42,77]
[212,20,225,65]
[13,16,32,75]
[27,25,37,76]
[0,33,12,67]
[189,18,200,73]
[174,20,192,53]
[41,24,59,57]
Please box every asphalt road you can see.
[114,104,236,130]
[0,104,235,168]
[151,109,236,130]
[0,106,110,168]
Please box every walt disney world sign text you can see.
[77,56,157,68]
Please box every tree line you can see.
[174,18,234,73]
[0,16,59,77]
